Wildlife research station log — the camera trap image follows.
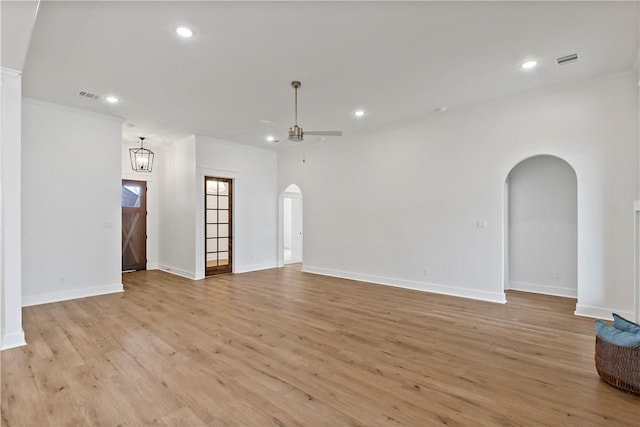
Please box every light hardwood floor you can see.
[2,266,638,426]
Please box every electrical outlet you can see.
[423,268,431,276]
[340,259,345,266]
[554,272,561,279]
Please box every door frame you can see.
[284,194,303,264]
[502,154,578,299]
[195,168,238,279]
[279,184,303,267]
[204,176,233,276]
[121,179,147,271]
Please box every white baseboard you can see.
[235,262,278,274]
[147,263,159,270]
[574,304,635,321]
[302,266,506,304]
[157,264,196,280]
[157,263,277,279]
[2,330,26,350]
[22,283,123,307]
[509,281,577,298]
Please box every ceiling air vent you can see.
[78,91,101,100]
[556,53,578,66]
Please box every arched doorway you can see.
[283,184,303,264]
[504,155,577,298]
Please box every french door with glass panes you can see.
[205,177,232,275]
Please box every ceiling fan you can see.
[288,80,342,142]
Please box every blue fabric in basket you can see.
[612,313,640,335]
[596,319,640,347]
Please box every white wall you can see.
[122,141,160,270]
[1,68,26,349]
[156,135,278,280]
[157,136,197,278]
[508,155,577,297]
[195,136,278,277]
[278,71,639,318]
[21,99,123,306]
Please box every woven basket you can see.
[595,336,640,394]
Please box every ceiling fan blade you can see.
[304,130,343,136]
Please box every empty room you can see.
[1,1,639,425]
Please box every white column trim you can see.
[1,68,25,350]
[1,67,21,80]
[634,200,640,322]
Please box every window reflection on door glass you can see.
[122,185,141,208]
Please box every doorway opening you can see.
[122,180,147,271]
[283,184,303,264]
[205,177,233,276]
[504,155,577,298]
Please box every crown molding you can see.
[22,97,124,124]
[1,67,21,81]
[195,134,277,157]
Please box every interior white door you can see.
[290,198,303,263]
[283,198,293,263]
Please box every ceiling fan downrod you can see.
[289,81,303,142]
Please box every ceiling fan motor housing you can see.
[289,125,304,142]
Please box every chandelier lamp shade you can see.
[129,137,154,172]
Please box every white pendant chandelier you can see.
[129,137,154,172]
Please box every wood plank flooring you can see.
[2,265,638,426]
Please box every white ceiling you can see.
[1,1,40,71]
[20,1,639,149]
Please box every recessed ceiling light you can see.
[521,60,538,70]
[354,110,365,117]
[175,26,194,38]
[106,96,119,103]
[436,106,447,113]
[266,136,279,143]
[259,119,272,124]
